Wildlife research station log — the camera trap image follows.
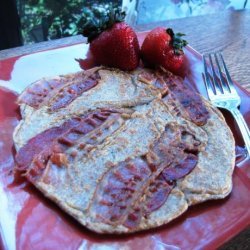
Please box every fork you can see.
[203,52,250,156]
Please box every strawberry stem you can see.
[166,28,188,55]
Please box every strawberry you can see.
[82,7,140,71]
[141,27,188,74]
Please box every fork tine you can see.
[202,55,214,98]
[219,53,237,94]
[208,53,222,94]
[214,53,230,93]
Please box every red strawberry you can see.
[141,27,188,74]
[82,8,140,71]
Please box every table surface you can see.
[0,9,249,250]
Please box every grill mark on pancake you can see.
[48,71,100,112]
[138,70,210,126]
[89,122,203,229]
[15,109,123,182]
[52,114,126,183]
[17,77,67,108]
[18,68,102,112]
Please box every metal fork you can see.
[203,52,250,156]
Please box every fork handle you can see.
[231,108,250,156]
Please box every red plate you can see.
[0,32,250,250]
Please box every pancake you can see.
[13,67,235,233]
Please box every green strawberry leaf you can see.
[166,28,188,55]
[81,5,126,43]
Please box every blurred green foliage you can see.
[17,0,121,44]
